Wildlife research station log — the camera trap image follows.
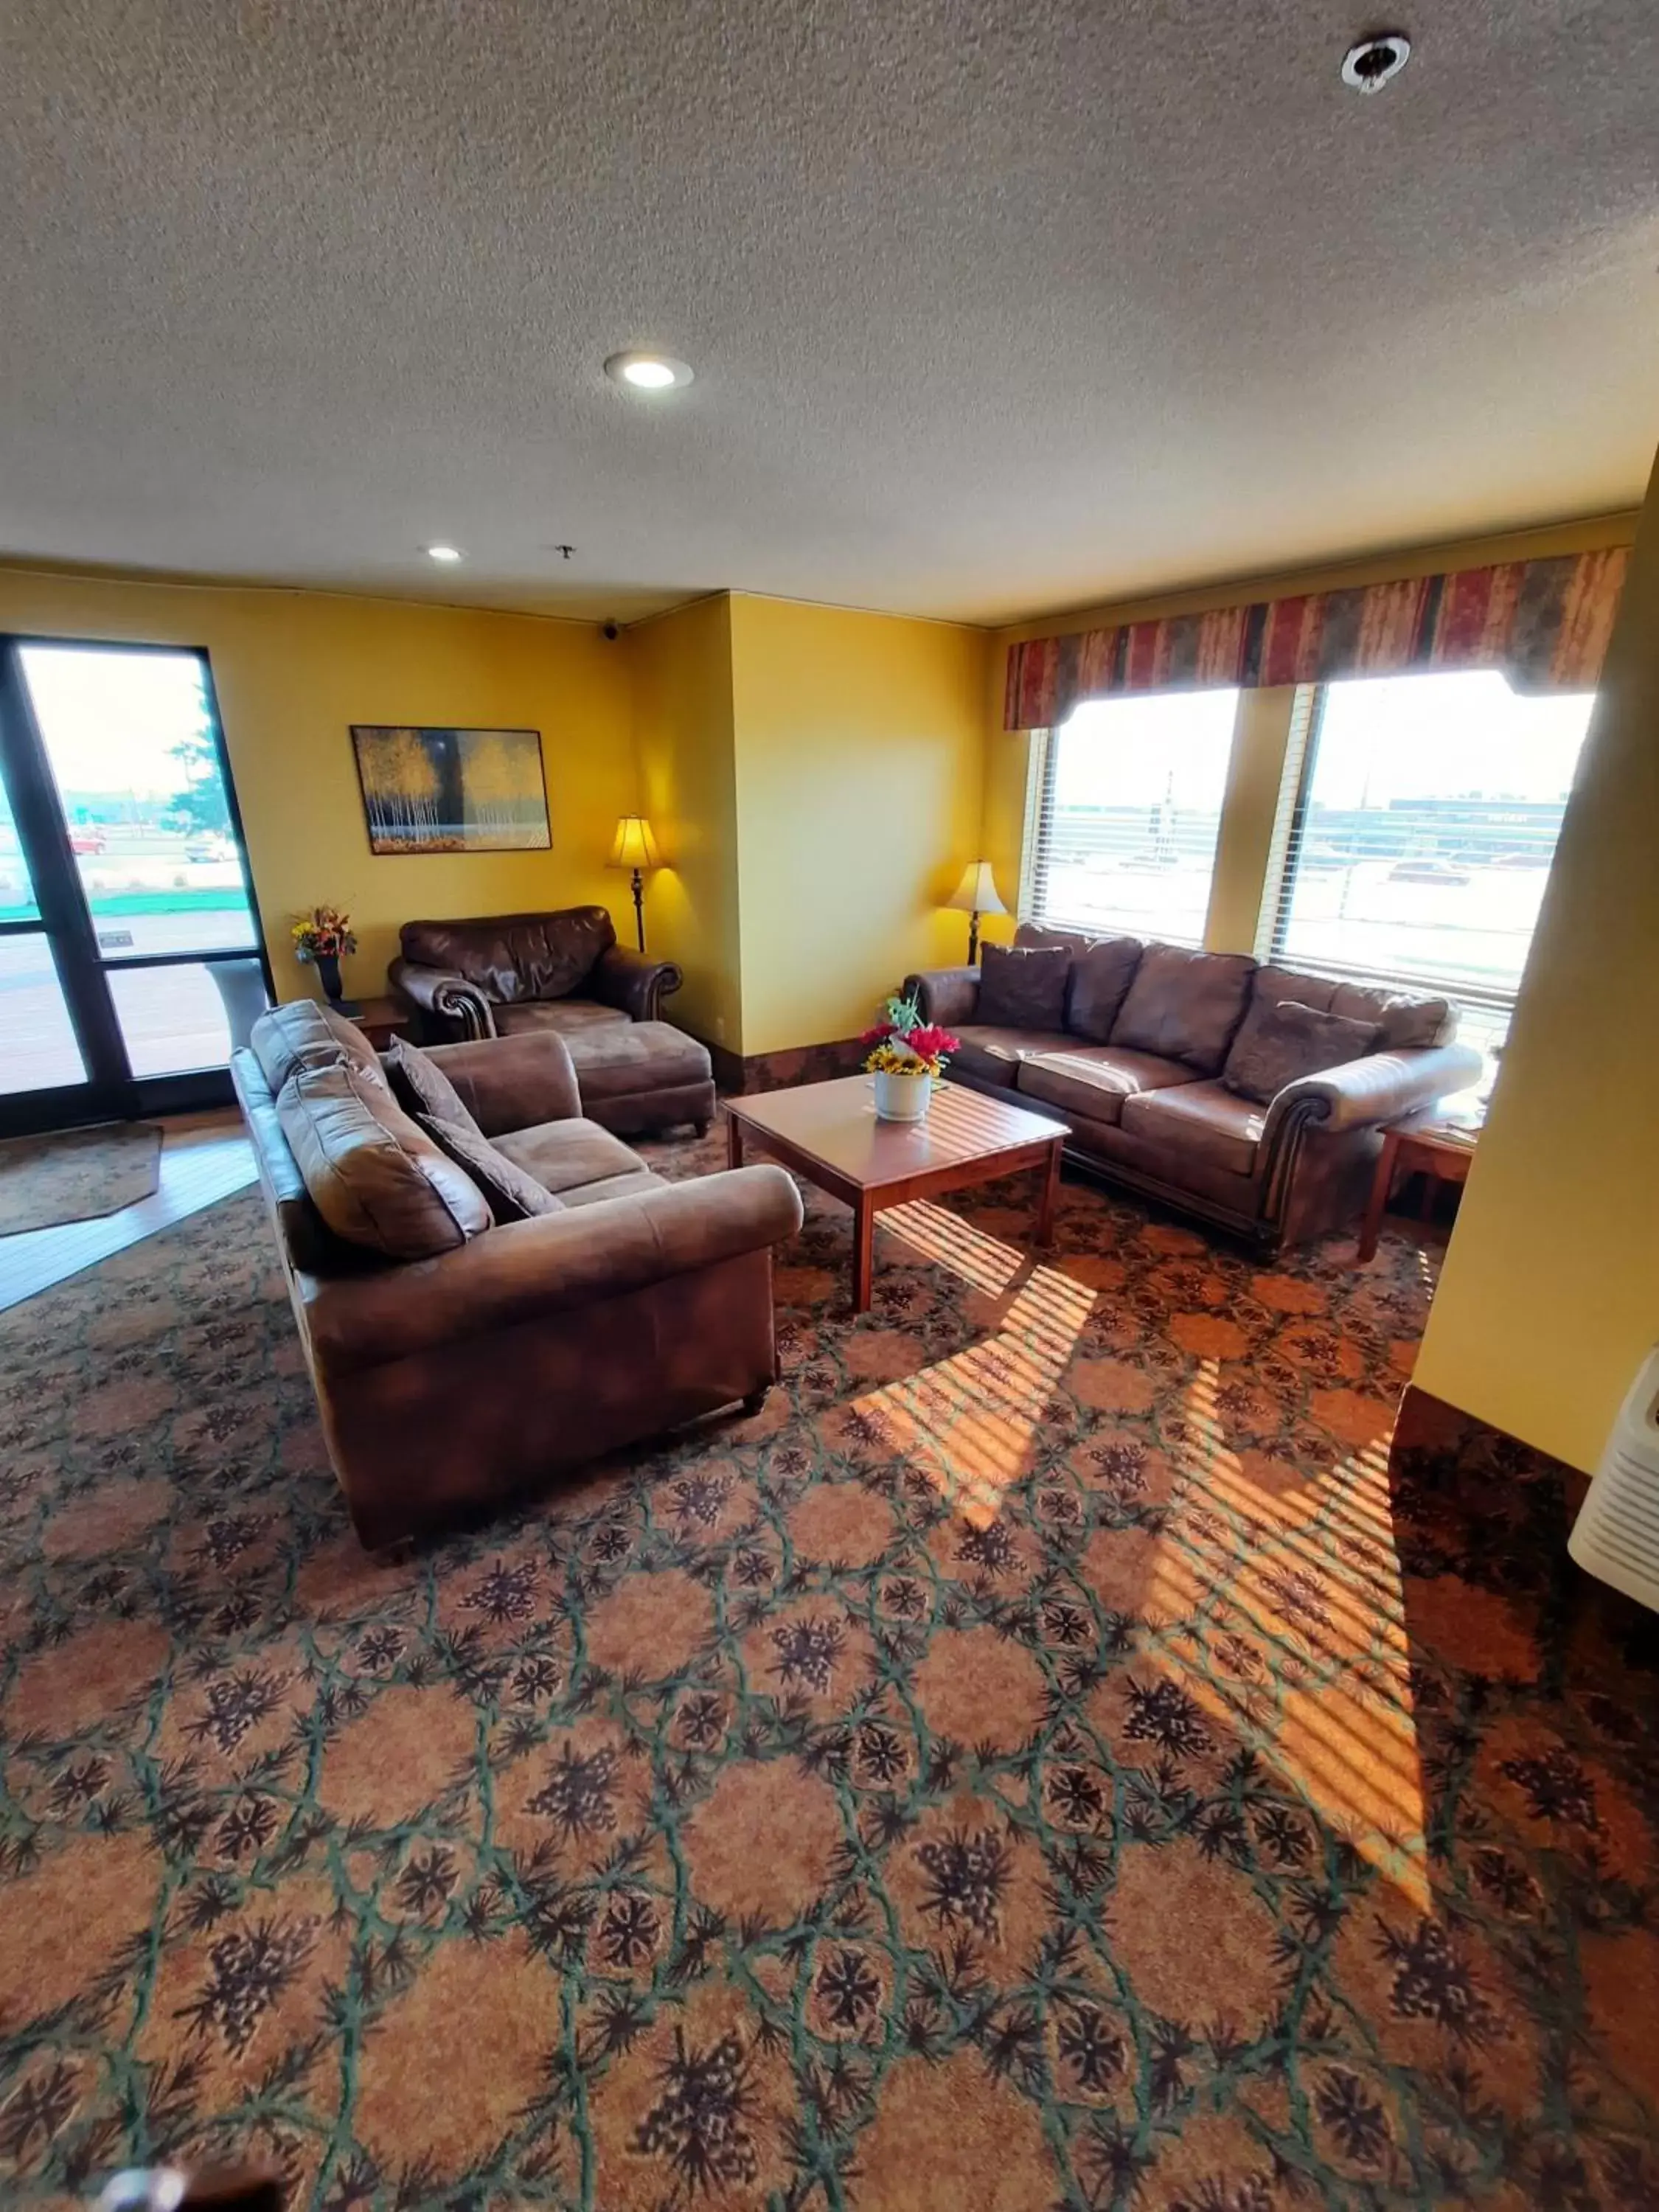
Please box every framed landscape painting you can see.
[350,725,550,854]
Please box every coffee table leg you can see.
[852,1194,875,1314]
[727,1116,744,1170]
[1034,1138,1061,1246]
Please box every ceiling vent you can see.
[1341,32,1412,93]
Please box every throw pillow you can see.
[1222,1000,1380,1105]
[383,1037,481,1134]
[1065,934,1144,1043]
[1110,945,1256,1071]
[976,942,1071,1031]
[417,1113,564,1224]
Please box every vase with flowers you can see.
[860,994,961,1122]
[292,905,359,1015]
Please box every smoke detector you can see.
[1341,32,1411,93]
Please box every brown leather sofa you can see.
[905,925,1481,1249]
[233,1001,802,1547]
[388,905,714,1138]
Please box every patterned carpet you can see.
[1,1124,1655,2211]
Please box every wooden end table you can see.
[347,995,408,1051]
[725,1075,1069,1313]
[1357,1111,1480,1262]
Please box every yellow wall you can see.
[728,597,990,1055]
[0,566,636,1001]
[630,595,744,1050]
[1412,454,1659,1472]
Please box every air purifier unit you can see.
[1568,1345,1659,1611]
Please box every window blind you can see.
[1019,692,1238,948]
[1260,672,1596,1067]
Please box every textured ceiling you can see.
[2,0,1657,627]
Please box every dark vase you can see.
[316,952,344,1003]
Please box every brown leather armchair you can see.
[389,905,682,1044]
[234,1003,801,1547]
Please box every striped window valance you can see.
[1002,546,1630,730]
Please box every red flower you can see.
[858,1022,898,1046]
[905,1024,960,1062]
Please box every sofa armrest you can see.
[388,957,495,1041]
[1267,1042,1484,1136]
[302,1164,804,1376]
[590,945,684,1022]
[424,1032,582,1133]
[902,966,981,1027]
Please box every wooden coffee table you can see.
[725,1075,1069,1312]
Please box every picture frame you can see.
[349,725,550,855]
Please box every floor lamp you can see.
[608,815,661,950]
[944,859,1007,963]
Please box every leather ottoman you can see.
[559,1018,716,1138]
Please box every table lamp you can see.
[608,815,661,950]
[944,859,1006,963]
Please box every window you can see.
[1020,689,1240,945]
[1259,669,1596,1065]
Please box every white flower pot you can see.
[872,1068,933,1121]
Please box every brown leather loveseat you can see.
[233,1001,802,1547]
[905,925,1481,1249]
[389,904,678,1040]
[389,906,714,1138]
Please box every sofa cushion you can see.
[1064,935,1144,1043]
[1110,945,1256,1072]
[493,1117,650,1197]
[382,1036,481,1133]
[1248,964,1452,1050]
[1331,983,1452,1048]
[495,998,632,1037]
[417,1113,564,1222]
[1119,1079,1265,1178]
[276,1062,492,1258]
[1016,1046,1194,1127]
[557,1169,672,1209]
[559,1019,712,1101]
[400,906,617,1004]
[949,1025,1074,1088]
[976,942,1071,1031]
[251,999,380,1095]
[1222,998,1380,1105]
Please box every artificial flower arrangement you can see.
[861,995,961,1108]
[291,905,358,964]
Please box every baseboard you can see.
[1389,1383,1590,1509]
[698,1035,869,1096]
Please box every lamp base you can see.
[630,868,646,953]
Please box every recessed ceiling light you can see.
[1341,32,1411,93]
[424,543,465,563]
[605,351,694,392]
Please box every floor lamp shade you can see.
[608,815,661,871]
[944,860,1006,961]
[608,815,661,948]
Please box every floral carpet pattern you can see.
[1,1124,1656,2211]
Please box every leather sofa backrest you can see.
[276,1060,492,1259]
[400,907,617,1004]
[232,1046,375,1276]
[1248,963,1454,1049]
[1110,944,1256,1072]
[251,998,382,1094]
[1014,921,1145,1043]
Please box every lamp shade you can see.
[608,815,661,870]
[944,860,1007,916]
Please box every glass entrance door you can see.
[0,639,271,1135]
